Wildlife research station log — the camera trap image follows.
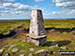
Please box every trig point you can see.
[27,9,47,46]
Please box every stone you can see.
[8,44,16,51]
[5,53,10,56]
[60,46,68,50]
[0,49,4,56]
[56,44,59,47]
[27,10,47,46]
[29,48,34,51]
[49,46,54,49]
[22,39,26,42]
[27,37,47,46]
[53,52,56,54]
[28,53,33,56]
[0,49,4,53]
[35,49,48,54]
[12,48,18,53]
[19,54,24,56]
[20,50,26,52]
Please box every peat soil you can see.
[0,26,28,48]
[1,27,75,39]
[0,26,28,39]
[45,27,75,33]
[0,26,75,48]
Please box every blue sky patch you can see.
[0,0,75,20]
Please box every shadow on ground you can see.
[45,27,75,33]
[0,30,16,39]
[44,40,71,47]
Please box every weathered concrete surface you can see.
[29,10,46,36]
[27,9,47,46]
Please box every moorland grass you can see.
[0,19,75,56]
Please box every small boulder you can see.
[0,49,4,53]
[49,46,54,49]
[19,54,24,56]
[29,48,34,51]
[0,49,4,55]
[35,49,48,54]
[20,50,26,52]
[56,44,59,47]
[28,53,33,56]
[12,48,18,53]
[53,52,56,54]
[60,46,68,50]
[5,53,10,56]
[22,39,26,42]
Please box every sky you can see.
[0,0,75,20]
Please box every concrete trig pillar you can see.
[27,9,47,46]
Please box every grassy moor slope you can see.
[0,19,75,56]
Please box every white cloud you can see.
[0,3,38,11]
[43,10,75,18]
[34,0,44,2]
[54,0,74,3]
[5,0,15,1]
[53,0,75,9]
[52,0,75,19]
[0,0,15,2]
[0,11,31,19]
[0,2,44,19]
